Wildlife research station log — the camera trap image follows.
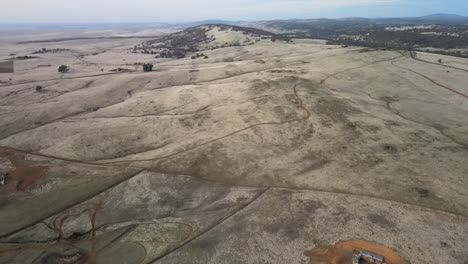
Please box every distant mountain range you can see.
[365,13,468,25]
[1,14,467,31]
[166,14,468,27]
[415,13,468,23]
[152,14,467,32]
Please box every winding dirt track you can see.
[0,81,312,240]
[320,55,404,84]
[0,71,127,88]
[151,186,271,263]
[0,51,318,89]
[96,83,311,165]
[409,51,468,73]
[1,50,468,263]
[96,53,404,165]
[391,58,468,99]
[0,61,312,141]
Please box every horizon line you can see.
[0,13,467,26]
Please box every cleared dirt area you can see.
[0,25,467,264]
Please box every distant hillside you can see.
[184,20,245,27]
[133,24,290,58]
[244,14,468,30]
[128,14,468,59]
[242,14,468,58]
[415,13,468,23]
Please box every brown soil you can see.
[306,240,409,264]
[0,147,48,192]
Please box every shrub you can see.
[110,67,130,72]
[191,53,207,60]
[143,63,154,72]
[58,65,70,73]
[35,85,43,92]
[438,59,443,63]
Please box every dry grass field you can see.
[0,25,467,264]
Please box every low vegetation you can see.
[15,56,39,60]
[58,65,70,73]
[191,53,208,59]
[32,48,70,54]
[110,67,131,72]
[142,63,154,72]
[133,24,290,59]
[257,18,468,58]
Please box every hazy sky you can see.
[1,0,467,23]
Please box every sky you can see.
[1,0,467,23]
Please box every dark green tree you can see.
[58,65,70,73]
[142,63,153,72]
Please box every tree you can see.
[438,59,443,63]
[35,85,43,92]
[58,65,70,73]
[143,63,153,72]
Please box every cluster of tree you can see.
[142,27,210,57]
[267,18,468,39]
[15,55,39,60]
[110,67,131,72]
[134,24,290,60]
[206,42,244,50]
[269,20,468,58]
[217,24,291,42]
[32,48,69,54]
[157,50,186,59]
[191,53,208,59]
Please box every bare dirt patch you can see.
[0,147,48,192]
[306,240,409,264]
